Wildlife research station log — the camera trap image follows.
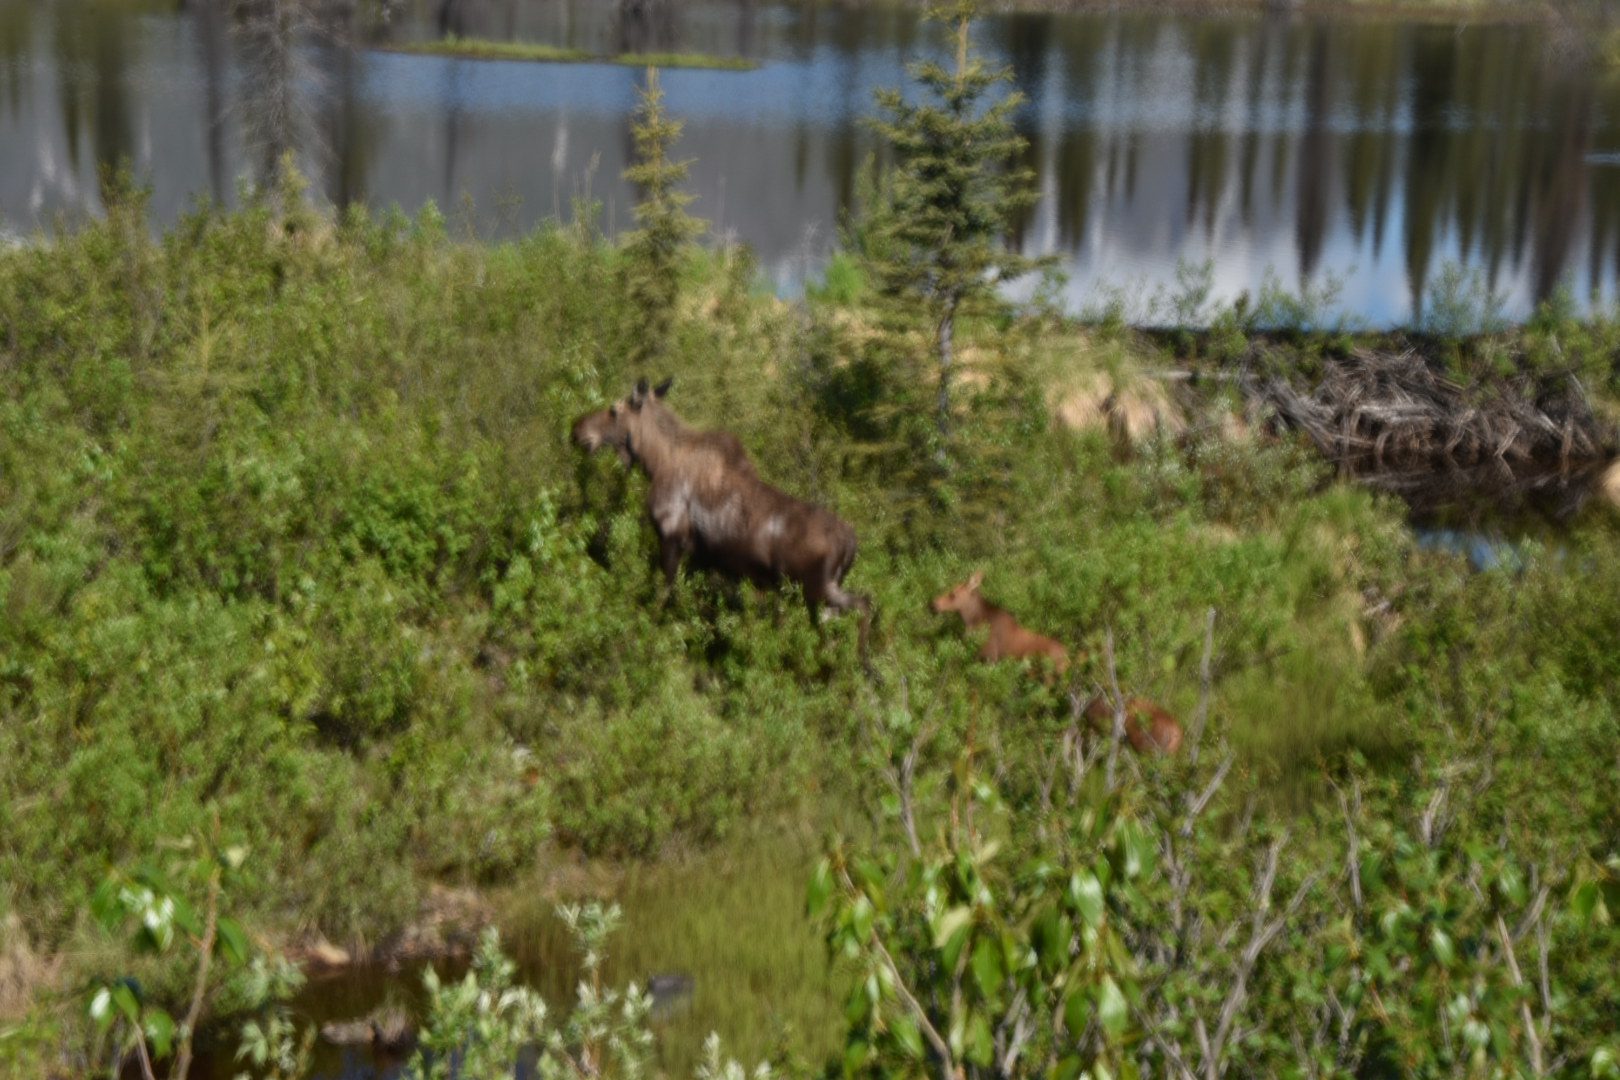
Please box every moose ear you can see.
[630,378,649,410]
[967,569,985,590]
[654,376,673,399]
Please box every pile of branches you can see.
[1251,347,1614,472]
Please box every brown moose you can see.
[930,570,1070,675]
[1081,695,1184,755]
[931,571,1183,755]
[572,378,872,657]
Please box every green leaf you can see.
[1095,976,1128,1040]
[143,1009,175,1059]
[854,857,886,894]
[1117,821,1153,881]
[1036,913,1075,971]
[965,1011,994,1066]
[90,880,122,932]
[851,896,875,942]
[934,905,973,949]
[891,1016,924,1060]
[1053,1055,1085,1080]
[168,895,203,940]
[1591,1046,1620,1079]
[1063,988,1092,1035]
[807,858,833,918]
[1496,864,1528,908]
[844,984,872,1026]
[842,1037,870,1075]
[970,936,1003,999]
[941,922,971,973]
[1069,870,1105,928]
[1570,880,1600,924]
[88,987,115,1032]
[111,982,141,1026]
[221,845,250,872]
[1429,927,1456,968]
[216,917,250,965]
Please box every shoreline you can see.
[371,38,760,71]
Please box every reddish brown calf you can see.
[930,571,1070,676]
[1082,695,1184,755]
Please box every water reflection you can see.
[3,0,1620,324]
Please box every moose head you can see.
[570,376,674,462]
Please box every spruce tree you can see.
[621,67,706,370]
[862,0,1041,448]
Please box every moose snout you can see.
[571,416,601,451]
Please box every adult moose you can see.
[572,378,873,663]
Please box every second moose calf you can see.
[1082,695,1183,755]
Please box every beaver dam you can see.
[1246,344,1616,475]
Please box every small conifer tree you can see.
[862,0,1041,451]
[621,67,706,370]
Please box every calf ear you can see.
[654,376,673,398]
[967,569,985,590]
[630,378,649,409]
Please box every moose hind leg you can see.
[658,531,690,602]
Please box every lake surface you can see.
[5,1,1620,323]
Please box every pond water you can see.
[6,0,1620,326]
[176,831,835,1080]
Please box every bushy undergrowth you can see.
[2,187,1619,1075]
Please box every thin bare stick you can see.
[1136,1003,1198,1080]
[132,1033,158,1080]
[172,861,222,1080]
[1206,836,1320,1079]
[1495,913,1545,1077]
[840,865,956,1080]
[1419,779,1450,848]
[1181,754,1233,838]
[1188,608,1216,767]
[1536,913,1552,1019]
[1335,777,1364,911]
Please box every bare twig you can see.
[1418,779,1450,848]
[839,865,956,1080]
[172,853,222,1080]
[1180,754,1233,839]
[131,1034,157,1080]
[1495,913,1545,1077]
[1536,912,1552,1019]
[1205,835,1321,1079]
[1335,777,1364,911]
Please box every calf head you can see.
[930,570,986,616]
[570,376,674,464]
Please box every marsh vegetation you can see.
[3,3,1620,1079]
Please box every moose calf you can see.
[931,571,1184,755]
[1081,695,1184,755]
[930,570,1070,675]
